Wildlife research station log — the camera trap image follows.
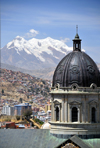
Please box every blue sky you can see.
[1,0,100,63]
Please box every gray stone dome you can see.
[53,35,100,87]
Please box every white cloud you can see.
[24,29,39,38]
[60,37,70,43]
[29,29,38,34]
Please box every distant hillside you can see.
[1,63,55,80]
[0,68,52,108]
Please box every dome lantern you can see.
[73,25,81,51]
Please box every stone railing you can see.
[51,87,100,93]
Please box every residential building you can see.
[14,103,31,116]
[2,105,14,116]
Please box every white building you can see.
[2,105,14,116]
[37,110,51,122]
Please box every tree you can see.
[19,98,23,103]
[22,108,32,119]
[2,89,4,94]
[16,115,20,120]
[30,101,33,104]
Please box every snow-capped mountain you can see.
[1,36,73,70]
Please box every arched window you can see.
[56,107,59,121]
[91,107,96,123]
[72,107,78,122]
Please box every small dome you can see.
[41,122,51,129]
[53,51,100,87]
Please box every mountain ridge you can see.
[1,36,100,80]
[1,36,72,70]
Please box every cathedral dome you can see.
[53,34,100,87]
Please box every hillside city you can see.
[0,68,52,128]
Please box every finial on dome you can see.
[75,25,79,39]
[76,25,78,34]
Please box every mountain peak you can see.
[14,36,25,41]
[45,37,53,40]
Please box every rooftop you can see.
[0,129,100,148]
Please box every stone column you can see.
[88,104,90,123]
[65,99,68,122]
[84,98,86,123]
[97,104,99,123]
[61,99,64,122]
[54,108,56,122]
[82,98,85,123]
[99,97,100,122]
[51,100,54,121]
[85,98,89,123]
[97,96,100,123]
[59,106,61,122]
[90,106,91,123]
[96,107,97,123]
[78,107,80,122]
[68,104,70,122]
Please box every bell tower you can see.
[73,25,81,51]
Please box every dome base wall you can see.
[50,122,100,139]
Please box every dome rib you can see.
[78,52,86,86]
[63,52,74,87]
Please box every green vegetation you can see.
[34,118,44,125]
[30,101,33,104]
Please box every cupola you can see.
[73,26,81,51]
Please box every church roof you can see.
[0,129,65,148]
[0,129,100,148]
